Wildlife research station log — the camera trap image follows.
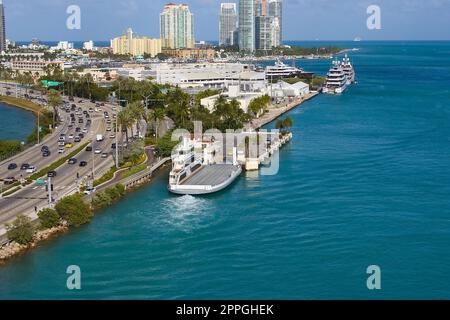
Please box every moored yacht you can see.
[323,60,348,94]
[341,54,356,85]
[265,59,305,80]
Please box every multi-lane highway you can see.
[0,83,123,231]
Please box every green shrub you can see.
[55,194,93,227]
[6,215,35,245]
[38,208,61,229]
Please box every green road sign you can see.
[42,80,60,88]
[35,180,46,185]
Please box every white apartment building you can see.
[160,4,195,49]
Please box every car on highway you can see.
[41,146,49,153]
[74,136,81,143]
[101,153,109,159]
[106,127,111,132]
[20,163,30,170]
[7,163,17,170]
[2,177,17,185]
[79,161,88,167]
[68,158,77,165]
[58,147,65,154]
[47,171,57,178]
[26,166,37,173]
[82,128,88,133]
[109,134,116,139]
[111,143,116,149]
[75,127,81,133]
[85,146,93,152]
[84,187,96,195]
[94,148,102,154]
[65,143,73,148]
[42,150,51,157]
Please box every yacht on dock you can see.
[168,138,242,195]
[265,59,313,80]
[323,60,349,94]
[341,54,356,85]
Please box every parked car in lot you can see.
[74,136,81,143]
[26,166,37,173]
[68,134,74,140]
[65,143,73,148]
[7,163,17,170]
[58,141,66,147]
[68,158,77,165]
[58,147,65,154]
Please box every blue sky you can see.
[5,0,450,41]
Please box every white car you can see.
[58,147,65,154]
[82,128,88,133]
[58,141,66,147]
[84,187,97,195]
[68,134,74,140]
[26,166,37,173]
[109,134,116,139]
[94,148,102,154]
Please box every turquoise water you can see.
[1,42,450,299]
[0,102,35,141]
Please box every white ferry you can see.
[323,60,349,94]
[168,137,242,195]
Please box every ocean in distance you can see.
[1,41,450,299]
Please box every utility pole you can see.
[37,112,40,145]
[47,176,53,205]
[115,112,119,168]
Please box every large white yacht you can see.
[341,54,356,85]
[265,59,304,80]
[323,60,349,94]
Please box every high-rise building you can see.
[219,3,238,47]
[238,0,255,52]
[0,0,6,53]
[160,3,195,49]
[254,0,267,17]
[111,28,162,57]
[255,16,272,51]
[268,0,282,47]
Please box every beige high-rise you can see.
[111,28,162,57]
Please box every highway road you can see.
[0,83,124,230]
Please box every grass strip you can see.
[27,142,89,182]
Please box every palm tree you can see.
[148,108,166,141]
[117,109,133,142]
[47,89,62,128]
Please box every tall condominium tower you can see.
[255,15,272,51]
[0,0,6,53]
[254,0,267,17]
[238,0,255,52]
[160,3,195,49]
[219,3,238,47]
[268,0,282,47]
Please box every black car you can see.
[79,161,88,167]
[47,171,57,178]
[68,158,77,165]
[20,164,30,170]
[75,127,81,133]
[111,143,116,149]
[41,146,49,153]
[42,151,51,157]
[78,133,84,139]
[74,136,81,143]
[85,146,93,152]
[7,163,17,170]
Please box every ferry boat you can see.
[323,60,348,94]
[168,138,242,195]
[341,54,356,85]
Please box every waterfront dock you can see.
[247,91,319,130]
